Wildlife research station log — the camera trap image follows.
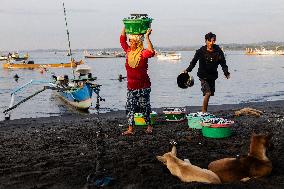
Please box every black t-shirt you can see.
[186,45,229,80]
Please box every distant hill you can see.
[2,41,284,53]
[157,41,284,51]
[219,41,284,51]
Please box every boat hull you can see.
[57,83,93,110]
[0,57,8,61]
[2,60,84,69]
[85,55,120,58]
[157,52,181,60]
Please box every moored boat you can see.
[11,52,29,61]
[0,55,8,61]
[2,59,84,69]
[157,51,181,60]
[245,47,284,55]
[84,50,125,58]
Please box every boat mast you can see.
[62,3,73,64]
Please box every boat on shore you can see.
[2,59,84,69]
[157,51,181,60]
[84,50,125,58]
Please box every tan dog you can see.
[235,107,263,117]
[156,146,221,184]
[208,133,272,183]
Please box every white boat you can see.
[275,46,284,55]
[84,50,125,58]
[255,48,275,55]
[157,52,181,60]
[245,47,284,55]
[0,55,8,61]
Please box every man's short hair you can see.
[205,32,216,41]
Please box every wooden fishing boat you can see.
[2,3,104,119]
[50,64,104,110]
[157,51,181,60]
[54,81,95,110]
[2,60,84,69]
[11,52,29,61]
[54,3,104,110]
[0,55,8,61]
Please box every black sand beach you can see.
[0,100,283,189]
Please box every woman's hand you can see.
[145,28,154,53]
[145,28,152,38]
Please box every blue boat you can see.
[51,66,104,110]
[57,83,93,110]
[53,4,104,110]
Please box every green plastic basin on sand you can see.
[134,112,157,126]
[202,127,231,138]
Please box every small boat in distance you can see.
[84,50,125,58]
[0,55,8,61]
[0,52,29,61]
[11,52,29,61]
[245,47,284,55]
[157,51,182,60]
[2,59,84,69]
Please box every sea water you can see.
[0,50,283,120]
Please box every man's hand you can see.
[183,70,188,74]
[225,73,230,79]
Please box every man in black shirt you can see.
[184,32,230,112]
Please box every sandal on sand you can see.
[122,130,134,136]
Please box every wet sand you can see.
[0,100,283,189]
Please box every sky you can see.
[0,0,283,51]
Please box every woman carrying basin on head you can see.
[120,27,155,135]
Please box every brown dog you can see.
[156,146,221,184]
[235,107,263,117]
[208,133,272,183]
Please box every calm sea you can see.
[0,50,284,120]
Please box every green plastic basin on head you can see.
[123,18,153,34]
[202,127,231,138]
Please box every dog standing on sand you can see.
[208,133,272,183]
[156,145,221,184]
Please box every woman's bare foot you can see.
[145,125,153,134]
[122,126,134,136]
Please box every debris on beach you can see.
[235,107,263,117]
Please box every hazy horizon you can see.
[1,0,283,51]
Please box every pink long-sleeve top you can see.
[120,35,155,90]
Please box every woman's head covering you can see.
[127,34,144,68]
[128,34,144,42]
